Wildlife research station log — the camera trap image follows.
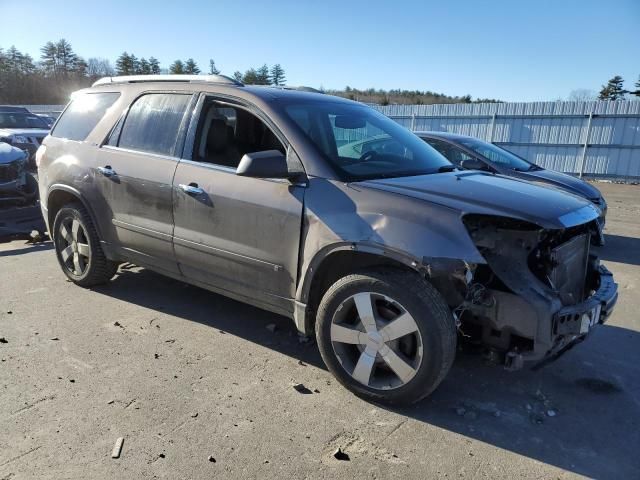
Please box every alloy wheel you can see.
[58,217,91,276]
[330,292,423,390]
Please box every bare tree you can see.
[568,89,596,101]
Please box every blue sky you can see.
[1,0,638,101]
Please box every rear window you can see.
[52,92,120,141]
[115,93,192,156]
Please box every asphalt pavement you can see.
[1,183,639,479]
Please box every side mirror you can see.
[460,158,488,171]
[236,150,290,179]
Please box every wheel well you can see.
[47,190,80,229]
[305,251,422,330]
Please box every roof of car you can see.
[90,75,357,106]
[415,131,478,142]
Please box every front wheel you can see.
[316,268,456,405]
[52,203,118,287]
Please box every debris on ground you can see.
[50,337,59,341]
[107,400,115,405]
[154,353,160,359]
[0,337,8,344]
[292,383,313,394]
[114,321,123,328]
[333,448,350,461]
[298,360,306,366]
[265,323,277,333]
[208,455,216,463]
[6,311,12,314]
[158,453,165,459]
[111,437,124,459]
[25,230,46,244]
[190,412,198,418]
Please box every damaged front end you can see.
[452,213,618,369]
[0,143,34,203]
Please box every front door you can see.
[172,98,304,313]
[92,92,194,275]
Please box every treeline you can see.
[598,75,640,100]
[329,87,501,105]
[0,39,289,104]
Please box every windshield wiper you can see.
[437,165,457,173]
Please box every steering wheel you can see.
[357,150,379,164]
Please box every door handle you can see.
[98,165,116,177]
[179,183,204,195]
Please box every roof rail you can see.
[92,74,243,87]
[252,85,324,93]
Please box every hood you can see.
[513,168,602,200]
[0,128,50,138]
[0,142,28,164]
[359,171,600,230]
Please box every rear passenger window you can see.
[52,92,120,141]
[116,93,191,156]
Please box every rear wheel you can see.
[52,203,118,286]
[316,268,456,405]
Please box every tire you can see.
[52,202,118,287]
[316,268,456,405]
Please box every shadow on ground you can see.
[596,233,640,266]
[92,267,640,479]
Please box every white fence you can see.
[19,100,640,181]
[375,101,640,181]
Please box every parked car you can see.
[37,75,618,404]
[0,106,30,113]
[417,132,607,236]
[36,114,56,128]
[0,142,38,204]
[0,110,51,169]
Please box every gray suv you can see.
[37,75,618,404]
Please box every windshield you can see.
[0,112,49,129]
[459,138,536,171]
[284,102,451,181]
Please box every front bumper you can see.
[518,266,618,369]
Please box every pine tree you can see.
[40,41,58,76]
[209,59,220,75]
[270,64,286,86]
[115,52,134,75]
[632,76,640,97]
[170,59,185,74]
[233,71,243,82]
[598,75,626,100]
[242,68,259,84]
[129,54,140,75]
[184,58,200,74]
[148,57,161,74]
[256,64,271,85]
[138,57,151,74]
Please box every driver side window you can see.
[426,138,472,166]
[193,99,285,169]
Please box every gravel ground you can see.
[1,182,639,479]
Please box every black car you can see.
[417,132,607,223]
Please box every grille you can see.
[549,233,590,305]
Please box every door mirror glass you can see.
[460,158,488,171]
[236,150,290,179]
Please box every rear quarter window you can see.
[115,93,192,156]
[51,92,120,141]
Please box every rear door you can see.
[171,96,305,313]
[93,92,195,275]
